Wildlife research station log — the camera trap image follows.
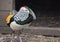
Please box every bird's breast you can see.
[10,21,30,31]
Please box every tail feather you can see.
[29,8,36,20]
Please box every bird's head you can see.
[20,6,29,13]
[6,13,14,24]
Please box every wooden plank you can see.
[22,27,60,36]
[0,0,14,10]
[0,26,60,36]
[0,11,10,26]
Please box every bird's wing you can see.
[14,9,29,22]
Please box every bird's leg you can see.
[11,30,22,42]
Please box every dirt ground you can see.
[21,33,60,42]
[0,33,60,42]
[31,16,60,27]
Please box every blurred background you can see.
[15,0,60,16]
[0,0,60,36]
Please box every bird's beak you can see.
[6,13,14,24]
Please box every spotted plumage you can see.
[6,6,36,31]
